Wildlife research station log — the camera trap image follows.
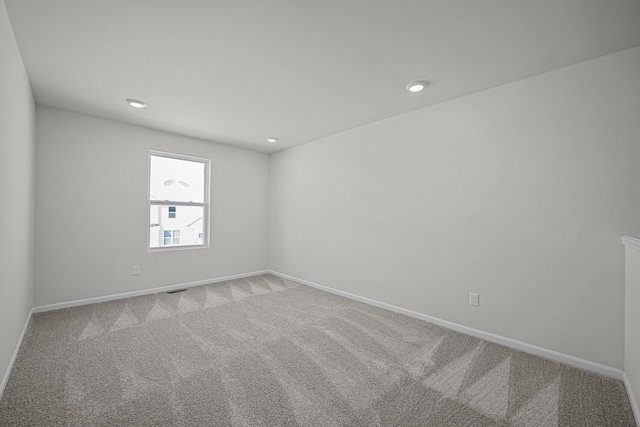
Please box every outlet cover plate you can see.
[469,292,479,306]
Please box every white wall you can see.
[35,106,269,306]
[625,238,640,417]
[269,46,640,370]
[0,0,35,390]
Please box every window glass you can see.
[150,155,205,203]
[150,205,204,247]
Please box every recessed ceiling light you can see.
[406,81,429,93]
[266,137,278,143]
[126,98,147,108]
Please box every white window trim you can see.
[148,150,211,252]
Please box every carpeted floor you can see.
[0,274,635,426]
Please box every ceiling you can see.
[6,0,640,153]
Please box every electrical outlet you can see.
[469,292,479,307]
[133,266,140,276]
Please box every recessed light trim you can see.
[266,137,278,143]
[406,81,429,93]
[126,98,147,108]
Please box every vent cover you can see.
[166,289,187,294]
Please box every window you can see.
[149,151,210,250]
[163,230,180,246]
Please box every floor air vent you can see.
[166,289,187,294]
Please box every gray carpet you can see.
[0,274,635,426]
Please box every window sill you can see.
[148,244,209,253]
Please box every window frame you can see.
[148,150,211,252]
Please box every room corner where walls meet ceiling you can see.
[5,0,640,153]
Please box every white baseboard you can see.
[0,307,34,401]
[268,270,625,381]
[3,270,267,401]
[6,270,630,407]
[624,373,640,427]
[32,270,269,314]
